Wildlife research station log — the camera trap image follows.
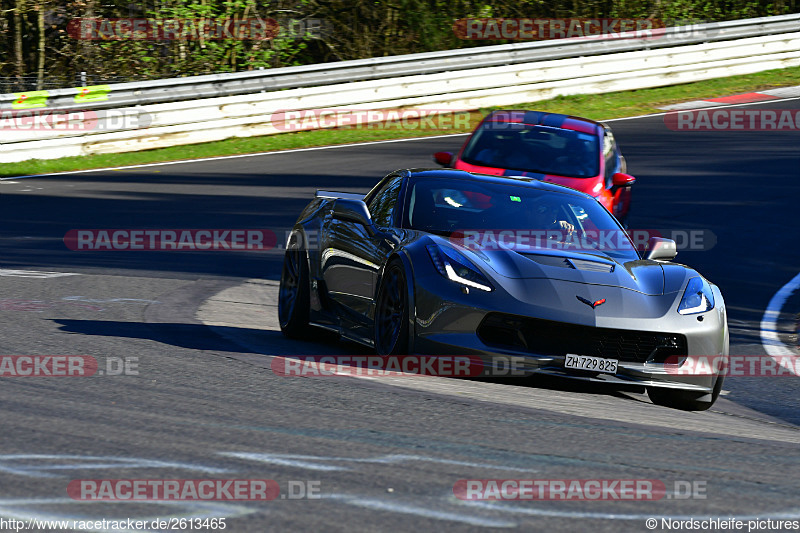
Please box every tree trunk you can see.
[36,0,44,90]
[14,0,25,89]
[80,0,96,80]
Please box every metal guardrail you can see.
[1,14,799,163]
[1,13,799,111]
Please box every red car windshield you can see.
[460,122,600,178]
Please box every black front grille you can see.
[478,313,687,363]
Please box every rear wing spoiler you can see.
[315,190,365,201]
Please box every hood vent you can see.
[522,254,615,273]
[568,258,615,273]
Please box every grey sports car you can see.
[279,169,728,410]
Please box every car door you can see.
[321,174,404,324]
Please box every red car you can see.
[434,110,635,226]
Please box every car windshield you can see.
[460,122,600,178]
[405,177,638,261]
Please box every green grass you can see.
[2,65,799,177]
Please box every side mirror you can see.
[433,151,453,166]
[645,237,677,261]
[612,172,636,187]
[332,199,375,233]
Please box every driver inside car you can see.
[532,200,575,235]
[555,138,596,177]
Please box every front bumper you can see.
[411,267,728,392]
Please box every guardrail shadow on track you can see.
[1,171,376,278]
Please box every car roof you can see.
[481,110,602,135]
[401,168,593,199]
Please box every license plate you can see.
[564,354,618,374]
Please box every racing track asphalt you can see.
[0,99,798,531]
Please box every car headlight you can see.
[678,276,715,315]
[426,244,493,292]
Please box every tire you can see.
[647,374,724,411]
[374,260,409,355]
[278,243,311,338]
